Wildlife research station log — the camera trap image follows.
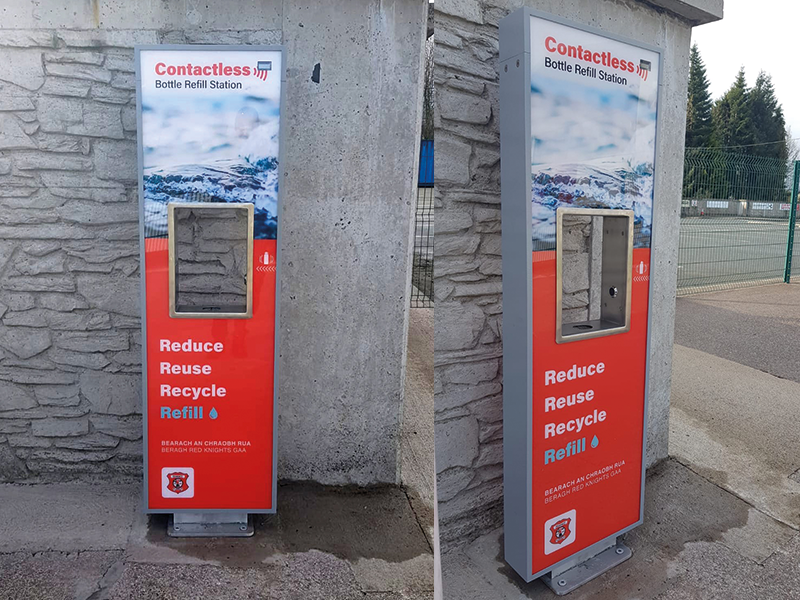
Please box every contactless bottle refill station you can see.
[499,9,659,593]
[136,46,283,535]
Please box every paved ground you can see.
[677,217,800,292]
[0,309,435,600]
[440,282,800,599]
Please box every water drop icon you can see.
[591,435,599,448]
[209,407,218,420]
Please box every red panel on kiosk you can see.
[530,249,650,570]
[136,47,282,512]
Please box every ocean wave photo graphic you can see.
[142,95,279,239]
[530,75,656,249]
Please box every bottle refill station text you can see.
[136,46,283,535]
[499,9,659,593]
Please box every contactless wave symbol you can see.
[636,59,651,81]
[254,60,272,81]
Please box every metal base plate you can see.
[168,514,254,537]
[541,542,631,595]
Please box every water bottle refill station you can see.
[499,9,660,593]
[135,46,283,535]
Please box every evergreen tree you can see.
[685,44,713,148]
[710,68,755,199]
[748,71,787,160]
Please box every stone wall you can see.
[434,0,719,549]
[0,0,427,485]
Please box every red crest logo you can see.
[549,518,571,545]
[166,471,190,494]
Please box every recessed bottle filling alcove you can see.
[168,202,254,318]
[556,208,633,343]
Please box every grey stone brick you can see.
[0,115,35,149]
[44,51,105,65]
[36,134,91,154]
[56,331,128,352]
[435,256,480,277]
[0,326,51,359]
[0,420,28,434]
[93,139,136,181]
[0,30,57,48]
[69,102,123,139]
[439,88,492,125]
[435,416,480,471]
[80,372,139,415]
[1,275,76,292]
[0,49,45,90]
[442,359,499,385]
[16,154,93,171]
[39,77,92,98]
[57,200,137,224]
[478,258,502,276]
[38,294,89,311]
[12,253,66,276]
[0,159,11,174]
[110,72,135,90]
[436,133,472,185]
[0,443,28,481]
[451,280,502,297]
[437,0,483,23]
[436,28,464,49]
[0,367,77,385]
[446,74,485,95]
[0,208,59,226]
[437,210,473,234]
[0,382,37,411]
[436,382,502,412]
[104,53,134,72]
[436,302,485,351]
[91,84,133,104]
[90,415,141,441]
[434,233,480,257]
[37,96,84,133]
[49,349,110,370]
[57,29,158,48]
[54,432,120,450]
[0,97,35,111]
[44,63,112,83]
[33,385,80,407]
[436,45,497,81]
[28,448,115,463]
[474,440,502,468]
[121,104,136,131]
[437,467,474,503]
[31,417,89,437]
[6,434,50,448]
[75,275,139,317]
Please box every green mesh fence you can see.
[678,149,799,295]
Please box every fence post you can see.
[785,161,800,283]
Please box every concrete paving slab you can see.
[108,550,361,600]
[351,554,434,593]
[402,308,435,543]
[0,550,123,600]
[670,344,800,527]
[675,283,800,383]
[0,483,137,553]
[439,459,796,599]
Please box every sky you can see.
[691,0,800,141]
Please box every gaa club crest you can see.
[166,471,190,494]
[549,517,572,545]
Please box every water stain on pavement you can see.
[145,481,432,567]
